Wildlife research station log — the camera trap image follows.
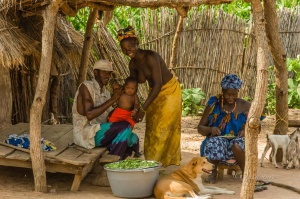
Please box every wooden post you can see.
[76,8,98,88]
[0,66,12,130]
[169,15,184,77]
[241,1,269,198]
[29,0,62,192]
[264,0,288,135]
[170,7,188,77]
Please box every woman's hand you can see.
[112,86,124,100]
[133,109,145,123]
[210,127,221,137]
[238,129,245,137]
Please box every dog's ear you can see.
[191,157,199,167]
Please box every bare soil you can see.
[0,116,299,199]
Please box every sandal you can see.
[254,186,268,192]
[221,159,238,166]
[205,172,217,184]
[133,152,142,158]
[256,180,271,186]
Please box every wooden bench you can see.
[0,123,108,191]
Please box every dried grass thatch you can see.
[7,1,233,17]
[0,13,37,68]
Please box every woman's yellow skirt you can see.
[144,76,182,167]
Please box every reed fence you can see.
[118,7,300,103]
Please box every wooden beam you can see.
[81,0,233,7]
[60,2,77,16]
[77,8,98,87]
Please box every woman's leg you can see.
[203,137,228,183]
[205,160,220,183]
[232,142,245,174]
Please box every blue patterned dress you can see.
[200,95,257,162]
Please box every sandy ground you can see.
[0,115,299,199]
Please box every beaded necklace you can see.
[221,97,236,113]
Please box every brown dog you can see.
[154,157,235,199]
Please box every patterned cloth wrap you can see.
[117,26,137,42]
[5,134,57,151]
[220,74,243,89]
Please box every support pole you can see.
[29,0,62,192]
[241,1,269,198]
[77,8,98,88]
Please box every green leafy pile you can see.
[105,159,159,170]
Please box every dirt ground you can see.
[0,115,299,199]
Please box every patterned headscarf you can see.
[117,26,137,42]
[220,74,243,89]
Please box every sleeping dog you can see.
[154,157,235,199]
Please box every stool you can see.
[217,163,242,179]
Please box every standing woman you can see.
[117,26,182,167]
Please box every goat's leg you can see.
[260,143,271,167]
[272,144,279,168]
[282,146,288,167]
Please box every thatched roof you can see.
[0,13,37,67]
[7,0,233,17]
[0,10,83,70]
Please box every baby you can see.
[108,76,139,129]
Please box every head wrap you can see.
[93,59,114,71]
[117,26,137,42]
[220,74,243,89]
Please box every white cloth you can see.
[72,79,113,149]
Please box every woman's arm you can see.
[197,106,221,137]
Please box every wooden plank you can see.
[0,123,29,140]
[0,158,84,174]
[41,124,73,142]
[288,120,300,127]
[75,147,107,163]
[6,150,30,161]
[55,147,85,165]
[45,128,73,157]
[0,123,30,157]
[0,145,15,157]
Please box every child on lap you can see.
[109,77,139,129]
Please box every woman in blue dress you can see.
[198,74,264,183]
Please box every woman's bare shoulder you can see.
[237,98,251,111]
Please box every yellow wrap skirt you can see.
[144,76,182,167]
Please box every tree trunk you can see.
[29,0,61,192]
[241,1,269,198]
[77,8,98,88]
[264,0,288,135]
[0,66,12,130]
[169,15,184,77]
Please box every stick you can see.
[271,181,300,194]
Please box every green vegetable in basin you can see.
[105,159,159,169]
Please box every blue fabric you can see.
[5,134,56,151]
[220,74,243,89]
[203,137,245,161]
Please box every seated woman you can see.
[198,74,264,183]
